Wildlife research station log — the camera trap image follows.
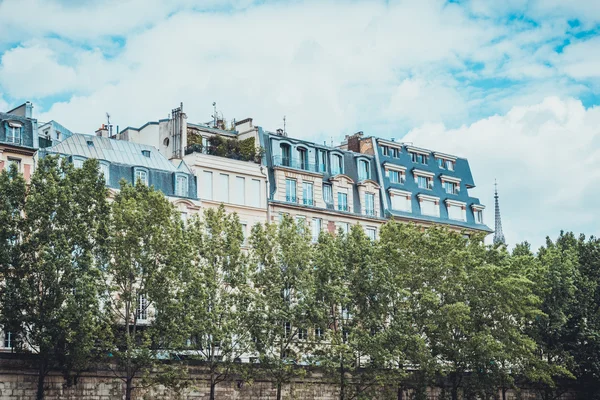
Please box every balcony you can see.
[285,195,298,203]
[273,156,320,173]
[337,204,348,212]
[303,198,314,206]
[365,208,375,216]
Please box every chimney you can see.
[95,124,109,138]
[346,131,364,153]
[276,128,284,136]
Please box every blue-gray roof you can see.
[47,133,180,171]
[0,112,36,149]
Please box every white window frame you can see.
[311,218,322,243]
[175,174,189,197]
[134,168,148,186]
[286,178,297,203]
[216,173,229,203]
[302,181,314,206]
[137,293,148,321]
[337,190,348,212]
[365,192,375,216]
[365,227,377,241]
[389,189,412,212]
[331,153,343,175]
[358,159,370,181]
[446,200,467,221]
[418,194,440,217]
[202,171,213,200]
[323,184,333,205]
[234,176,246,205]
[99,162,110,182]
[6,122,22,144]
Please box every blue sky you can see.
[1,0,600,248]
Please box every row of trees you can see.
[0,157,599,400]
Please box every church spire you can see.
[493,179,506,246]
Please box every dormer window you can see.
[134,168,148,186]
[385,164,406,184]
[175,174,189,197]
[472,204,485,224]
[141,150,151,158]
[358,159,370,181]
[280,143,291,166]
[411,152,428,165]
[414,170,435,190]
[437,157,455,171]
[331,154,343,175]
[5,121,22,144]
[72,157,85,169]
[297,147,308,170]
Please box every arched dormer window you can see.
[134,167,149,186]
[72,156,86,169]
[357,158,370,181]
[296,146,308,170]
[280,143,291,167]
[175,173,189,197]
[331,153,343,175]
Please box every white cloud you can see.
[403,97,600,248]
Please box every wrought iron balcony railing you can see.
[273,156,320,173]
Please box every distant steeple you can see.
[493,180,506,246]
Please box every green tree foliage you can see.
[0,156,109,400]
[249,216,317,400]
[175,205,255,400]
[101,180,187,400]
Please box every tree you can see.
[102,180,187,400]
[176,205,255,400]
[249,216,317,400]
[0,156,110,400]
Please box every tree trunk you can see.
[210,373,216,400]
[36,358,47,400]
[451,386,458,400]
[276,382,282,400]
[502,386,507,400]
[397,385,404,400]
[125,377,134,400]
[339,357,345,400]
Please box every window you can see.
[437,158,455,171]
[202,136,209,154]
[381,146,389,156]
[302,182,314,205]
[312,218,321,242]
[318,150,327,172]
[284,322,291,337]
[297,147,307,170]
[417,176,432,189]
[420,199,439,217]
[337,189,348,212]
[331,154,343,175]
[444,181,458,195]
[6,122,22,144]
[134,169,148,185]
[234,176,245,205]
[336,222,349,235]
[365,227,376,241]
[388,169,405,184]
[180,211,188,224]
[176,175,189,197]
[203,171,213,200]
[475,210,483,224]
[323,184,333,205]
[315,326,323,340]
[73,158,85,169]
[3,331,13,348]
[137,293,147,321]
[216,173,229,202]
[358,160,370,181]
[7,158,21,172]
[411,152,428,164]
[447,203,466,221]
[285,179,297,202]
[391,194,411,212]
[295,215,306,233]
[248,179,261,207]
[99,163,109,182]
[280,143,291,166]
[365,193,375,216]
[241,223,248,245]
[141,150,151,158]
[391,148,400,158]
[298,328,308,340]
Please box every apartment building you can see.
[0,102,38,180]
[261,130,385,241]
[39,133,201,217]
[341,132,492,234]
[118,105,268,241]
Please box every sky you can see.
[1,0,599,249]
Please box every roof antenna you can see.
[283,115,286,136]
[106,112,113,138]
[212,102,217,128]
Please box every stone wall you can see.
[0,355,577,400]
